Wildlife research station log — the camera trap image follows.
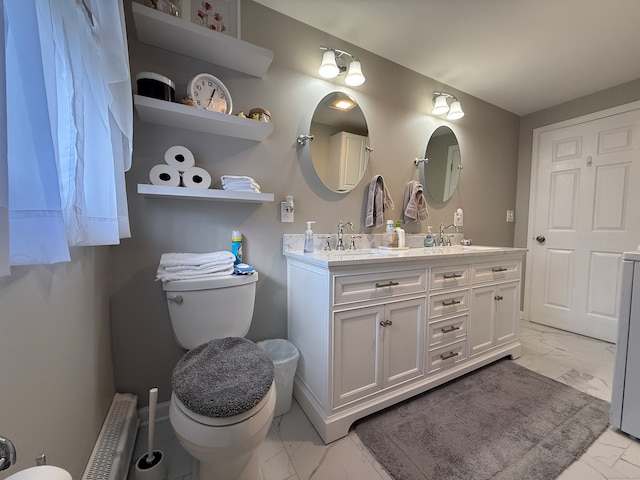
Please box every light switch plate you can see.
[506,210,515,223]
[281,202,294,222]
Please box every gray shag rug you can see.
[355,360,610,480]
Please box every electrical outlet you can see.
[454,210,463,227]
[506,210,515,223]
[281,202,294,222]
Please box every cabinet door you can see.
[469,285,497,356]
[382,298,426,388]
[469,281,519,357]
[494,281,519,346]
[333,306,383,406]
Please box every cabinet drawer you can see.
[427,340,467,373]
[333,269,427,306]
[430,264,469,290]
[428,314,467,347]
[472,259,521,283]
[429,289,469,319]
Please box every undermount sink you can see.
[6,466,72,480]
[461,245,503,252]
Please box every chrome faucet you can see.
[336,221,355,250]
[439,223,459,246]
[0,435,16,472]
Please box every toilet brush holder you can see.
[135,451,166,480]
[136,388,166,480]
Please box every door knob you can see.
[535,235,546,243]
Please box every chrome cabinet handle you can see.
[441,325,461,333]
[492,267,507,273]
[379,320,393,327]
[376,281,399,288]
[443,273,462,279]
[440,351,459,360]
[442,299,461,306]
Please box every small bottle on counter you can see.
[304,221,316,253]
[424,226,435,247]
[383,220,398,248]
[395,220,405,248]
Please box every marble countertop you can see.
[283,245,527,268]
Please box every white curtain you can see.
[1,0,133,272]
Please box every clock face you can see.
[188,74,232,114]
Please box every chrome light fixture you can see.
[432,92,465,120]
[318,47,365,86]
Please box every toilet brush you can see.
[135,388,166,480]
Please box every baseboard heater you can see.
[81,393,139,480]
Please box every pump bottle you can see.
[304,221,316,253]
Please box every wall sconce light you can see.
[432,92,464,120]
[318,47,365,86]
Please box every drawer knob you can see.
[494,295,504,301]
[442,299,461,306]
[443,273,462,279]
[492,267,508,273]
[440,351,459,360]
[379,320,393,327]
[441,325,460,333]
[375,281,399,288]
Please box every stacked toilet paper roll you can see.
[149,146,211,189]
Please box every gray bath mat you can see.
[355,359,610,480]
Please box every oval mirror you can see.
[420,126,461,203]
[308,92,370,193]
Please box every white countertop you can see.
[284,245,527,268]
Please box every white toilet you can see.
[162,272,276,480]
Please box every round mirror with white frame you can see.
[420,126,461,204]
[308,92,370,193]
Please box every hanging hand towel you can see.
[401,180,429,223]
[365,175,394,228]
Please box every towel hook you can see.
[414,157,428,167]
[297,134,314,146]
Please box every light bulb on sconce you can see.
[318,47,365,86]
[431,92,465,120]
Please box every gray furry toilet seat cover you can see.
[172,337,275,418]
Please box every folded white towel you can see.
[222,184,261,193]
[159,251,236,268]
[156,267,235,282]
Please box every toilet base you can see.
[169,384,275,480]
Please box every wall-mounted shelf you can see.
[137,184,274,203]
[131,2,273,78]
[133,95,273,141]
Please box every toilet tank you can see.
[162,272,259,349]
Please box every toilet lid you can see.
[172,337,275,418]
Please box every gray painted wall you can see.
[0,248,114,480]
[111,0,520,406]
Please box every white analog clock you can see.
[187,73,233,114]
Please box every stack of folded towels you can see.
[221,175,261,193]
[156,251,236,282]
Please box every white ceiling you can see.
[253,0,640,116]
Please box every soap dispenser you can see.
[304,221,316,253]
[424,226,435,247]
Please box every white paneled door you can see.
[527,103,640,342]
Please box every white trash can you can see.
[257,339,299,417]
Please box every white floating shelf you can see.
[137,184,274,203]
[133,95,273,141]
[131,2,273,78]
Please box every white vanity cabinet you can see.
[285,248,524,443]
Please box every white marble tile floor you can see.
[128,319,640,480]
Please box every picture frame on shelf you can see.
[186,0,240,39]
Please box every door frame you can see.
[524,99,640,324]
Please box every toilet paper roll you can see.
[164,145,195,172]
[182,166,212,189]
[149,164,181,187]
